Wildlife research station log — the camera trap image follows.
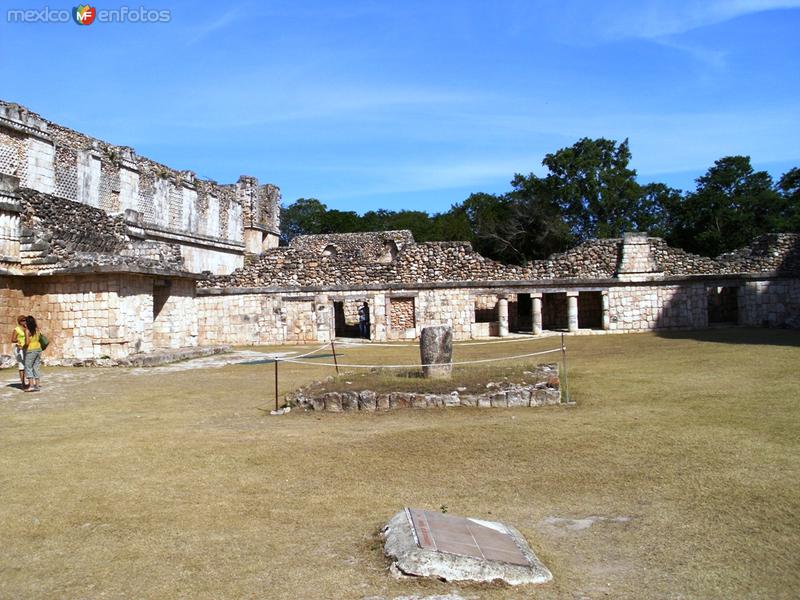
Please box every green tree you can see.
[541,138,654,240]
[777,167,800,231]
[668,156,786,256]
[280,198,328,243]
[319,209,362,234]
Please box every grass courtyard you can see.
[1,329,798,599]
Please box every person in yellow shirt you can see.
[10,315,28,389]
[23,315,43,392]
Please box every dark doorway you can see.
[707,286,739,324]
[514,293,532,332]
[334,301,361,338]
[578,291,603,329]
[542,292,567,330]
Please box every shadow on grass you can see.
[655,326,800,347]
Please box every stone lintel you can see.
[0,200,21,212]
[127,223,245,252]
[196,272,793,296]
[23,264,203,279]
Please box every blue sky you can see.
[2,0,799,214]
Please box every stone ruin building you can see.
[1,99,799,362]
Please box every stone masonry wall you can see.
[607,283,708,331]
[739,279,800,328]
[0,276,25,357]
[2,274,156,360]
[197,291,335,346]
[152,278,198,349]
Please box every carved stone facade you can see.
[0,101,281,275]
[0,100,798,363]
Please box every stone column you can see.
[420,326,453,379]
[532,293,542,335]
[567,292,579,332]
[497,296,509,337]
[601,291,610,330]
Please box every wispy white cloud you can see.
[186,7,246,45]
[596,0,800,40]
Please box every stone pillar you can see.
[420,326,453,379]
[567,292,579,332]
[532,293,542,335]
[315,294,331,343]
[601,291,610,330]
[497,297,509,337]
[243,228,265,254]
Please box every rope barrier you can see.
[279,343,330,360]
[279,346,563,370]
[334,335,555,349]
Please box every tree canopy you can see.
[280,140,799,262]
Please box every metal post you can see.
[331,340,340,375]
[274,359,279,411]
[561,333,570,404]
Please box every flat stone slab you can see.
[382,508,552,586]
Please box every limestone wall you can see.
[5,274,155,360]
[607,283,708,331]
[739,279,800,328]
[0,276,25,356]
[0,273,202,360]
[152,278,198,349]
[0,101,281,275]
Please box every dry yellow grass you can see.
[1,329,798,599]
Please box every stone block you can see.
[341,391,359,411]
[411,394,427,409]
[375,394,390,410]
[445,391,461,407]
[358,390,376,411]
[390,392,412,409]
[459,395,478,407]
[490,392,508,408]
[323,392,342,412]
[506,389,528,407]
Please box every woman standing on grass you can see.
[23,315,43,392]
[10,314,28,389]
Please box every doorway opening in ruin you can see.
[707,286,739,324]
[542,292,568,330]
[578,291,603,329]
[514,293,532,332]
[153,279,171,321]
[333,301,362,339]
